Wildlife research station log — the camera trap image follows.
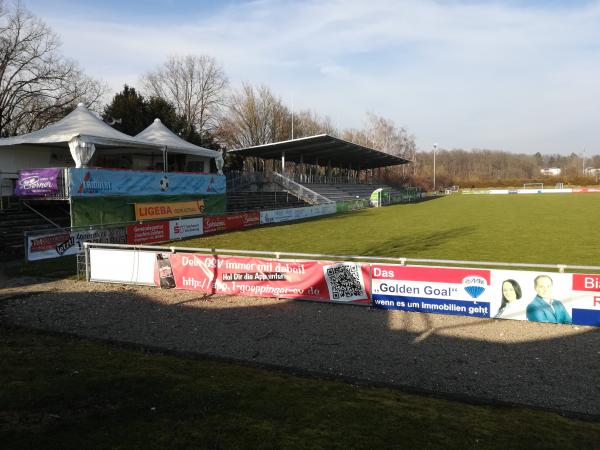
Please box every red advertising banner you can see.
[127,222,169,245]
[572,188,600,193]
[29,232,70,252]
[203,211,260,234]
[163,253,370,304]
[572,274,600,292]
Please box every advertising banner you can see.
[259,203,336,225]
[169,217,203,240]
[160,253,370,304]
[487,270,600,326]
[572,188,600,193]
[203,211,260,234]
[126,222,169,245]
[15,168,61,196]
[260,208,295,224]
[489,189,572,195]
[70,194,226,228]
[461,190,491,195]
[371,265,492,317]
[69,168,226,197]
[134,200,204,221]
[27,227,126,261]
[372,264,600,326]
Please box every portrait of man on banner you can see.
[526,275,572,324]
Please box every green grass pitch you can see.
[178,194,600,267]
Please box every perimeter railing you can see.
[82,242,600,279]
[271,171,333,205]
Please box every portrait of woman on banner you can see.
[494,279,523,319]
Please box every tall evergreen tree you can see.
[103,85,147,135]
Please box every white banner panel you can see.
[260,203,336,225]
[260,208,295,224]
[89,248,156,285]
[371,264,600,326]
[488,270,598,324]
[316,203,337,215]
[487,189,573,195]
[169,217,203,240]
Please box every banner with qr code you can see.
[161,253,370,304]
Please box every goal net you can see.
[523,183,543,189]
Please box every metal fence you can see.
[380,187,422,205]
[226,170,270,191]
[0,172,17,210]
[336,198,371,212]
[82,242,600,277]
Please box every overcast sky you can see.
[23,0,600,155]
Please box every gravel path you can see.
[1,271,599,417]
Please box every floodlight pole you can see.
[433,143,438,192]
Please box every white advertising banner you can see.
[260,208,296,224]
[27,227,127,261]
[169,217,203,240]
[488,188,573,195]
[89,248,157,285]
[371,264,600,326]
[260,203,337,225]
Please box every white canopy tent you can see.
[0,103,223,174]
[0,103,165,172]
[135,119,224,174]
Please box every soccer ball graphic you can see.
[159,176,169,191]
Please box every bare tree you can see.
[216,82,341,152]
[143,55,228,138]
[340,113,416,161]
[363,112,416,159]
[292,109,337,138]
[0,1,105,136]
[217,83,291,148]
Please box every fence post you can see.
[84,242,90,281]
[23,232,28,263]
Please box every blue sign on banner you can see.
[69,168,226,197]
[372,295,491,317]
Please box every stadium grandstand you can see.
[226,134,414,208]
[0,126,418,257]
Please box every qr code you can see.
[323,263,367,302]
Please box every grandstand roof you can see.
[228,134,411,169]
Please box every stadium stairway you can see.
[0,200,71,259]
